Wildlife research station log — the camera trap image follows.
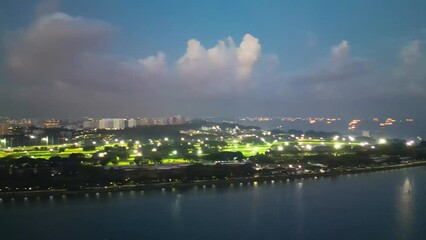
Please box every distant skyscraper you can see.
[127,118,137,128]
[98,118,126,129]
[136,118,152,126]
[152,118,164,125]
[166,115,185,125]
[0,123,10,136]
[83,117,97,129]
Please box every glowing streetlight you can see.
[42,137,48,145]
[334,143,342,149]
[378,138,387,144]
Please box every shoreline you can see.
[1,161,426,199]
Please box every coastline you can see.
[1,160,426,199]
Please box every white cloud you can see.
[331,40,350,62]
[5,11,267,116]
[236,34,261,80]
[390,39,426,95]
[139,52,167,75]
[400,40,422,66]
[177,34,261,84]
[290,40,371,89]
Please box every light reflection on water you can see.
[397,177,414,240]
[0,167,425,240]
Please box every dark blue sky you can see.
[1,0,426,119]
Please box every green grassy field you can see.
[0,138,362,163]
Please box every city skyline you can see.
[1,0,426,119]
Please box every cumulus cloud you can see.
[139,52,167,76]
[331,40,350,62]
[290,40,372,88]
[7,12,116,87]
[4,12,178,118]
[391,39,426,95]
[177,34,261,84]
[236,34,261,80]
[4,10,265,117]
[400,40,422,66]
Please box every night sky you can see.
[1,0,425,119]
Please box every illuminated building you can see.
[0,123,10,136]
[83,117,97,129]
[136,118,152,126]
[43,119,60,128]
[152,118,164,125]
[127,118,137,128]
[98,118,126,129]
[380,118,396,127]
[348,119,361,130]
[167,115,185,125]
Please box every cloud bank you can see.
[4,12,263,117]
[2,9,426,119]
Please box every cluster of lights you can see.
[348,119,361,130]
[380,118,396,127]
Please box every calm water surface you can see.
[1,167,426,240]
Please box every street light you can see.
[29,135,36,147]
[42,137,48,145]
